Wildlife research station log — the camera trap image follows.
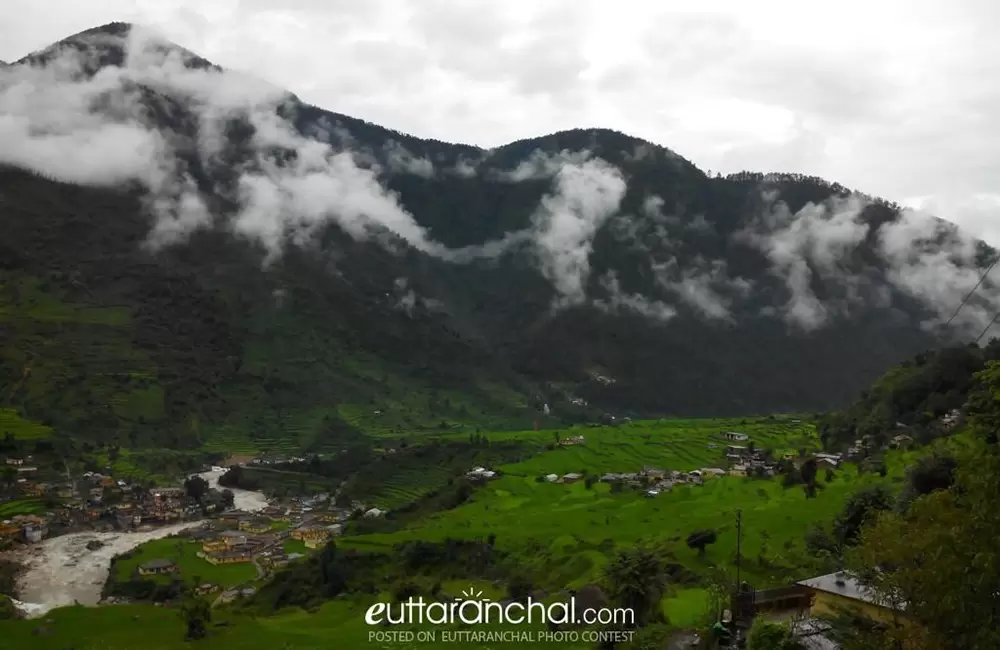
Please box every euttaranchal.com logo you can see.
[365,587,636,645]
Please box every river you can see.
[9,469,267,617]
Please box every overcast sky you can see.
[2,0,998,244]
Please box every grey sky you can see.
[2,0,999,245]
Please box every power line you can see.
[976,311,1000,345]
[944,258,999,328]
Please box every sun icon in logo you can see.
[460,587,484,600]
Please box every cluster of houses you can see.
[0,458,231,546]
[135,505,351,582]
[532,430,849,498]
[247,455,308,467]
[847,432,913,459]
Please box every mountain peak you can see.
[13,21,215,76]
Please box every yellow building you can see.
[304,534,330,549]
[201,539,228,553]
[296,527,331,548]
[796,571,906,624]
[238,518,272,533]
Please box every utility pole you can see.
[735,509,743,590]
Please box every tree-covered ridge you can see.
[3,22,999,454]
[816,341,1000,451]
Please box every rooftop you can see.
[796,571,906,610]
[140,558,175,570]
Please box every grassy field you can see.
[11,419,953,650]
[0,497,46,517]
[452,417,821,476]
[112,537,257,589]
[3,600,602,650]
[0,408,53,440]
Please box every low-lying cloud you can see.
[594,271,677,322]
[5,27,1000,339]
[530,158,627,305]
[490,148,593,182]
[738,190,1000,336]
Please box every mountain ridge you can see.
[1,23,997,452]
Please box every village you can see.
[0,453,387,564]
[467,430,861,497]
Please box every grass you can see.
[338,414,889,595]
[9,419,945,650]
[112,537,257,589]
[0,497,46,517]
[3,600,599,650]
[0,408,53,440]
[430,416,819,476]
[662,588,712,628]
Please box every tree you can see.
[220,489,235,510]
[686,529,718,557]
[800,458,818,498]
[897,454,957,512]
[850,444,1000,649]
[833,485,893,548]
[747,618,802,649]
[180,597,211,640]
[967,361,1000,444]
[507,573,534,602]
[781,464,803,488]
[603,547,665,628]
[184,475,209,502]
[0,466,15,489]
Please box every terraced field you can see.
[366,464,456,509]
[0,408,53,440]
[430,417,819,477]
[0,497,46,517]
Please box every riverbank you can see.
[7,470,267,617]
[196,469,268,512]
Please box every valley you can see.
[1,19,999,650]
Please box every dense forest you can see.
[1,23,996,452]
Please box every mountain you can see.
[1,22,996,451]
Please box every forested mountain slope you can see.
[1,22,996,450]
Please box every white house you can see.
[724,432,750,442]
[545,474,559,482]
[364,508,384,518]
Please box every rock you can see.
[85,540,104,551]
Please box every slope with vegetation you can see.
[2,23,994,461]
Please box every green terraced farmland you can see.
[0,408,53,439]
[432,417,819,477]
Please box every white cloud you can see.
[2,2,999,242]
[653,258,746,322]
[737,193,872,330]
[529,158,627,305]
[594,271,676,322]
[383,140,435,178]
[878,208,1000,337]
[490,149,593,182]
